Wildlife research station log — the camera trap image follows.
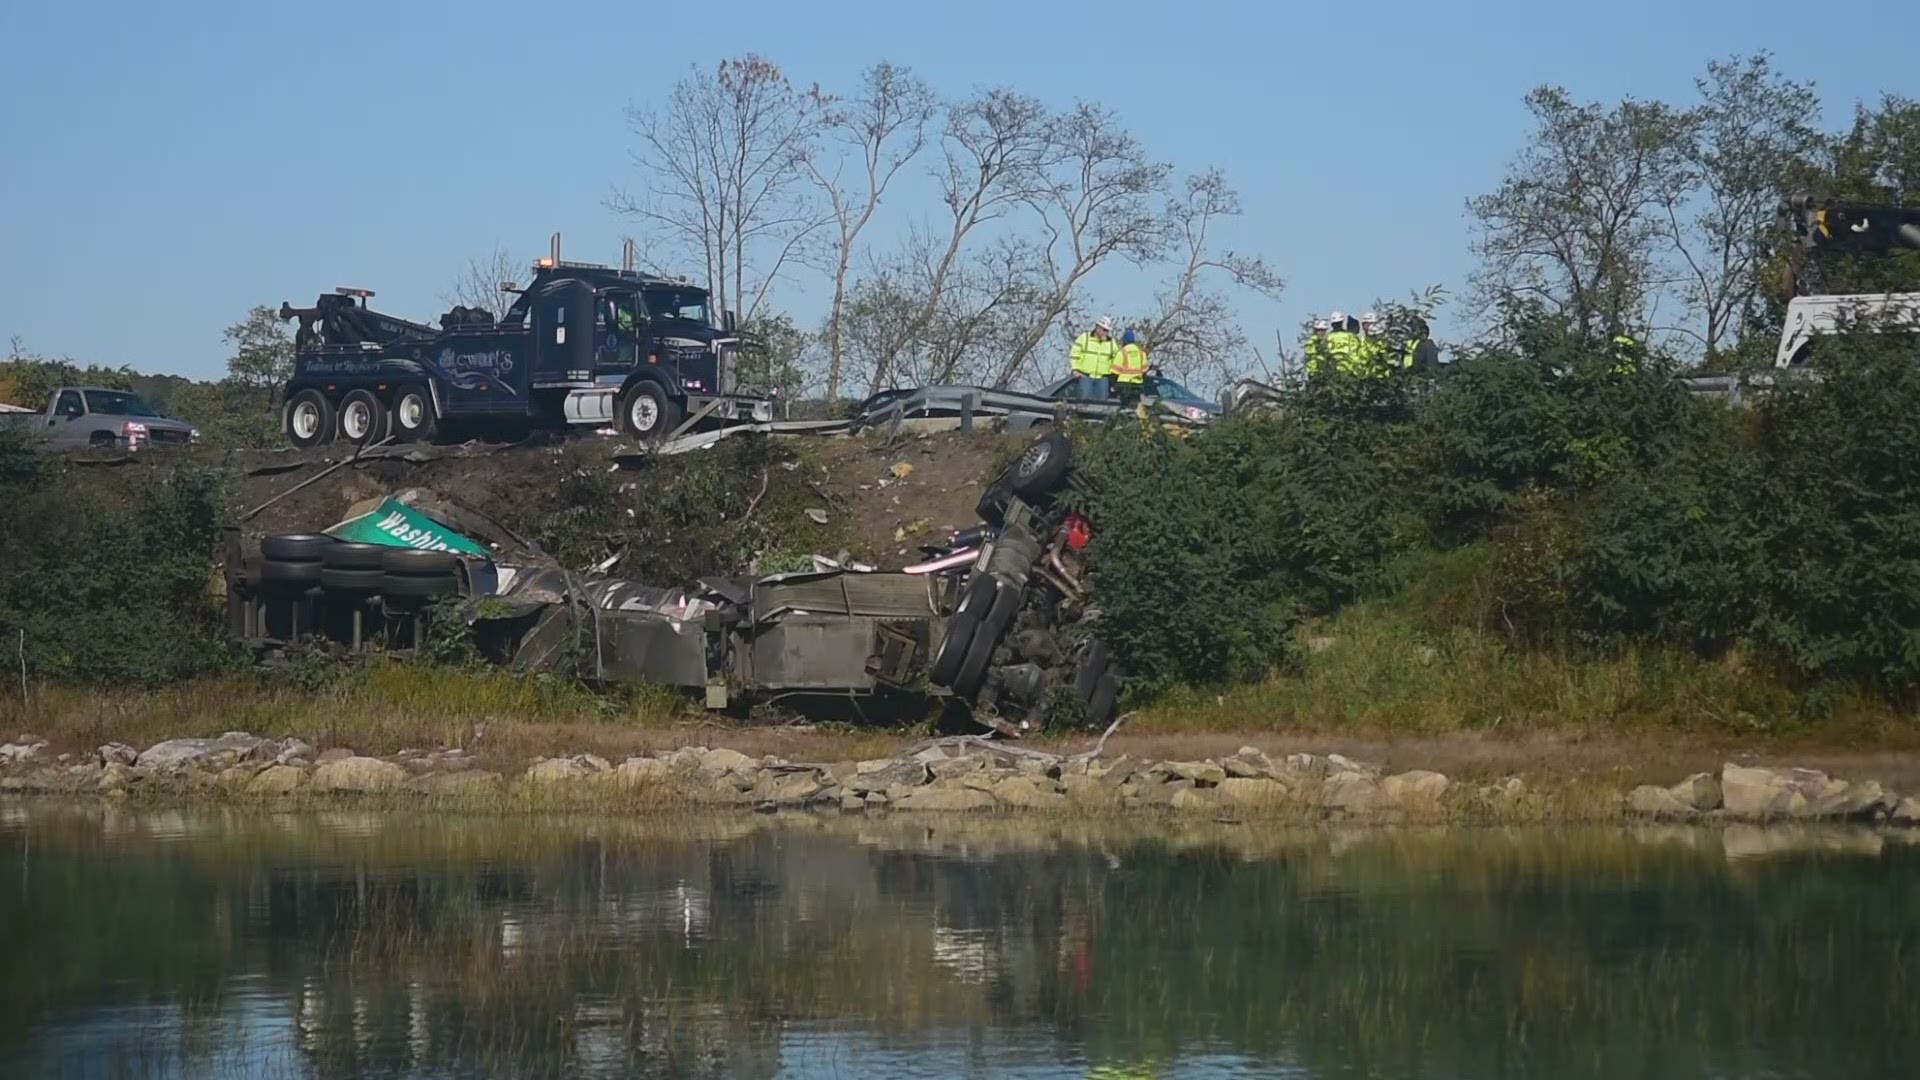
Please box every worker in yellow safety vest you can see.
[1112,329,1149,399]
[1069,315,1120,400]
[1324,311,1365,376]
[1304,318,1335,376]
[1357,310,1392,376]
[1610,333,1643,375]
[1403,317,1440,372]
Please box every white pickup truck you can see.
[1682,292,1920,404]
[0,387,199,450]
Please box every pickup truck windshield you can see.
[643,289,708,324]
[1147,376,1199,401]
[83,391,160,417]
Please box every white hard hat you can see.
[1095,316,1115,332]
[1328,310,1346,323]
[1361,310,1380,324]
[1312,319,1331,331]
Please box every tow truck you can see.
[1685,196,1920,402]
[277,236,772,447]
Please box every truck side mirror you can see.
[723,309,739,333]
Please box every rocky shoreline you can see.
[4,732,1920,824]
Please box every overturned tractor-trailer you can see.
[224,430,1121,732]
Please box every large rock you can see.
[136,733,261,773]
[1669,772,1722,812]
[96,743,139,767]
[1279,753,1329,779]
[247,765,309,795]
[1219,777,1291,807]
[1720,764,1839,818]
[1223,748,1276,779]
[699,748,755,775]
[1629,785,1696,818]
[96,763,137,792]
[847,760,928,794]
[406,771,504,797]
[991,776,1066,810]
[1061,774,1119,807]
[894,785,997,812]
[274,740,317,765]
[754,772,823,806]
[1380,770,1450,807]
[1159,761,1227,786]
[315,748,355,765]
[1326,753,1380,777]
[605,757,673,788]
[311,756,406,793]
[1893,797,1920,825]
[0,741,47,766]
[1321,771,1380,813]
[1812,780,1889,820]
[1171,787,1222,813]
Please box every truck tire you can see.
[1074,639,1110,703]
[262,533,334,562]
[284,391,335,449]
[337,390,387,446]
[927,622,975,686]
[260,559,323,586]
[618,381,681,442]
[321,542,387,571]
[382,549,460,577]
[320,567,384,593]
[952,625,999,700]
[390,384,438,443]
[1009,430,1072,498]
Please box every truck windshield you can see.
[83,391,160,417]
[643,289,708,324]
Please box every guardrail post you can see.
[960,392,977,433]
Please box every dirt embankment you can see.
[72,428,1028,577]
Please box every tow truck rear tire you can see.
[285,391,335,449]
[619,381,681,442]
[338,390,388,446]
[390,384,438,443]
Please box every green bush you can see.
[0,429,236,685]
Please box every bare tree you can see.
[1469,86,1694,337]
[992,103,1172,388]
[443,245,520,320]
[802,62,936,403]
[1659,54,1820,360]
[1131,169,1286,387]
[616,55,824,322]
[865,88,1055,394]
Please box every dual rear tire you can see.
[284,383,437,450]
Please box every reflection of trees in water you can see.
[7,811,1920,1077]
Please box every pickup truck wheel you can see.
[285,391,335,449]
[391,384,437,443]
[1009,430,1073,498]
[337,390,387,446]
[619,381,681,442]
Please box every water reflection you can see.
[3,803,1918,1078]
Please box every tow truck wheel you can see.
[337,390,388,446]
[285,391,335,449]
[618,381,681,442]
[391,384,437,443]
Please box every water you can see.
[2,804,1915,1079]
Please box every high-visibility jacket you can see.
[1305,335,1334,376]
[1070,332,1119,378]
[1356,335,1392,377]
[1112,342,1148,383]
[1325,330,1365,376]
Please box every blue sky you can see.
[0,0,1909,380]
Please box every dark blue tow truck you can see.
[277,236,771,446]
